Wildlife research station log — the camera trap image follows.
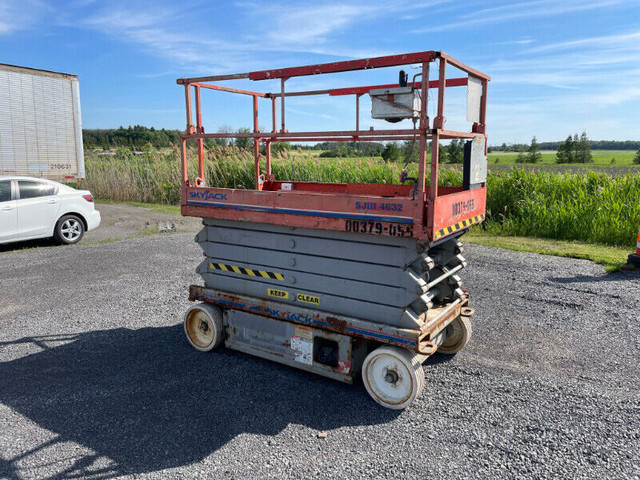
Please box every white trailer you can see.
[0,64,84,181]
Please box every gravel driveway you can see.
[0,224,638,479]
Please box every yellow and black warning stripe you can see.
[434,214,485,240]
[210,262,284,281]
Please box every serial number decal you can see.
[51,163,72,170]
[294,325,313,340]
[268,288,289,299]
[296,293,320,306]
[344,219,410,237]
[452,199,475,217]
[355,201,403,212]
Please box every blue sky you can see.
[1,0,639,144]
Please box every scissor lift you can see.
[177,51,490,409]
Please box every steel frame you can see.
[177,50,490,243]
[189,285,471,356]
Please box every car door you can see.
[0,180,17,243]
[16,180,61,238]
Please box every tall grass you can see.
[84,147,640,247]
[84,146,461,203]
[485,169,640,247]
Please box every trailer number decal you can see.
[296,293,320,305]
[355,201,403,212]
[452,199,475,217]
[344,219,410,237]
[268,288,289,299]
[291,326,313,365]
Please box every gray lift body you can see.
[193,218,467,382]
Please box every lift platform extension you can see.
[177,51,490,409]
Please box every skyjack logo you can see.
[189,190,228,201]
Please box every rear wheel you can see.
[362,346,424,409]
[184,303,224,352]
[54,215,85,245]
[438,316,472,355]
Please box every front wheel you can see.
[361,346,425,410]
[54,215,85,245]
[184,303,224,352]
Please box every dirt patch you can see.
[84,203,201,243]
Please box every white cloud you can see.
[413,0,632,33]
[0,0,48,35]
[238,1,427,59]
[525,30,640,54]
[489,38,535,46]
[65,0,435,73]
[262,4,365,46]
[77,6,259,73]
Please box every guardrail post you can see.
[195,85,204,180]
[253,94,261,189]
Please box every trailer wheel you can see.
[361,346,424,410]
[183,303,224,352]
[438,316,472,355]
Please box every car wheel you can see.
[54,215,85,245]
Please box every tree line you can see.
[83,126,184,150]
[508,132,593,164]
[83,126,639,164]
[555,132,593,164]
[379,139,465,164]
[494,139,640,151]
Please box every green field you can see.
[488,150,636,165]
[301,149,638,166]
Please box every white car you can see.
[0,176,101,245]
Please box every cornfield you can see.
[83,147,640,248]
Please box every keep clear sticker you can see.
[291,326,313,365]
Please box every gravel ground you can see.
[0,230,639,479]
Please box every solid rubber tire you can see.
[362,346,425,410]
[438,316,472,355]
[183,303,224,352]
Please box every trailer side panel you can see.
[0,64,84,180]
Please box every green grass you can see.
[96,198,180,214]
[488,150,636,166]
[83,147,463,205]
[465,229,631,272]
[135,225,162,237]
